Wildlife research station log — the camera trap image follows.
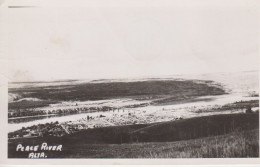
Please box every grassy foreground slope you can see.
[46,130,259,158]
[8,113,259,158]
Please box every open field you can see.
[8,113,259,158]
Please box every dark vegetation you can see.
[9,80,225,110]
[8,107,81,118]
[224,100,259,110]
[8,113,259,158]
[194,100,259,113]
[8,100,56,110]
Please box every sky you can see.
[3,0,260,81]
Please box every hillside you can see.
[9,80,225,110]
[8,113,259,158]
[37,129,258,158]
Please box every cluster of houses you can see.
[61,122,89,134]
[8,121,66,139]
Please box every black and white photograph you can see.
[0,0,259,163]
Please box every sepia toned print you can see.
[4,0,259,160]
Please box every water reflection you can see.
[8,112,88,124]
[9,115,61,124]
